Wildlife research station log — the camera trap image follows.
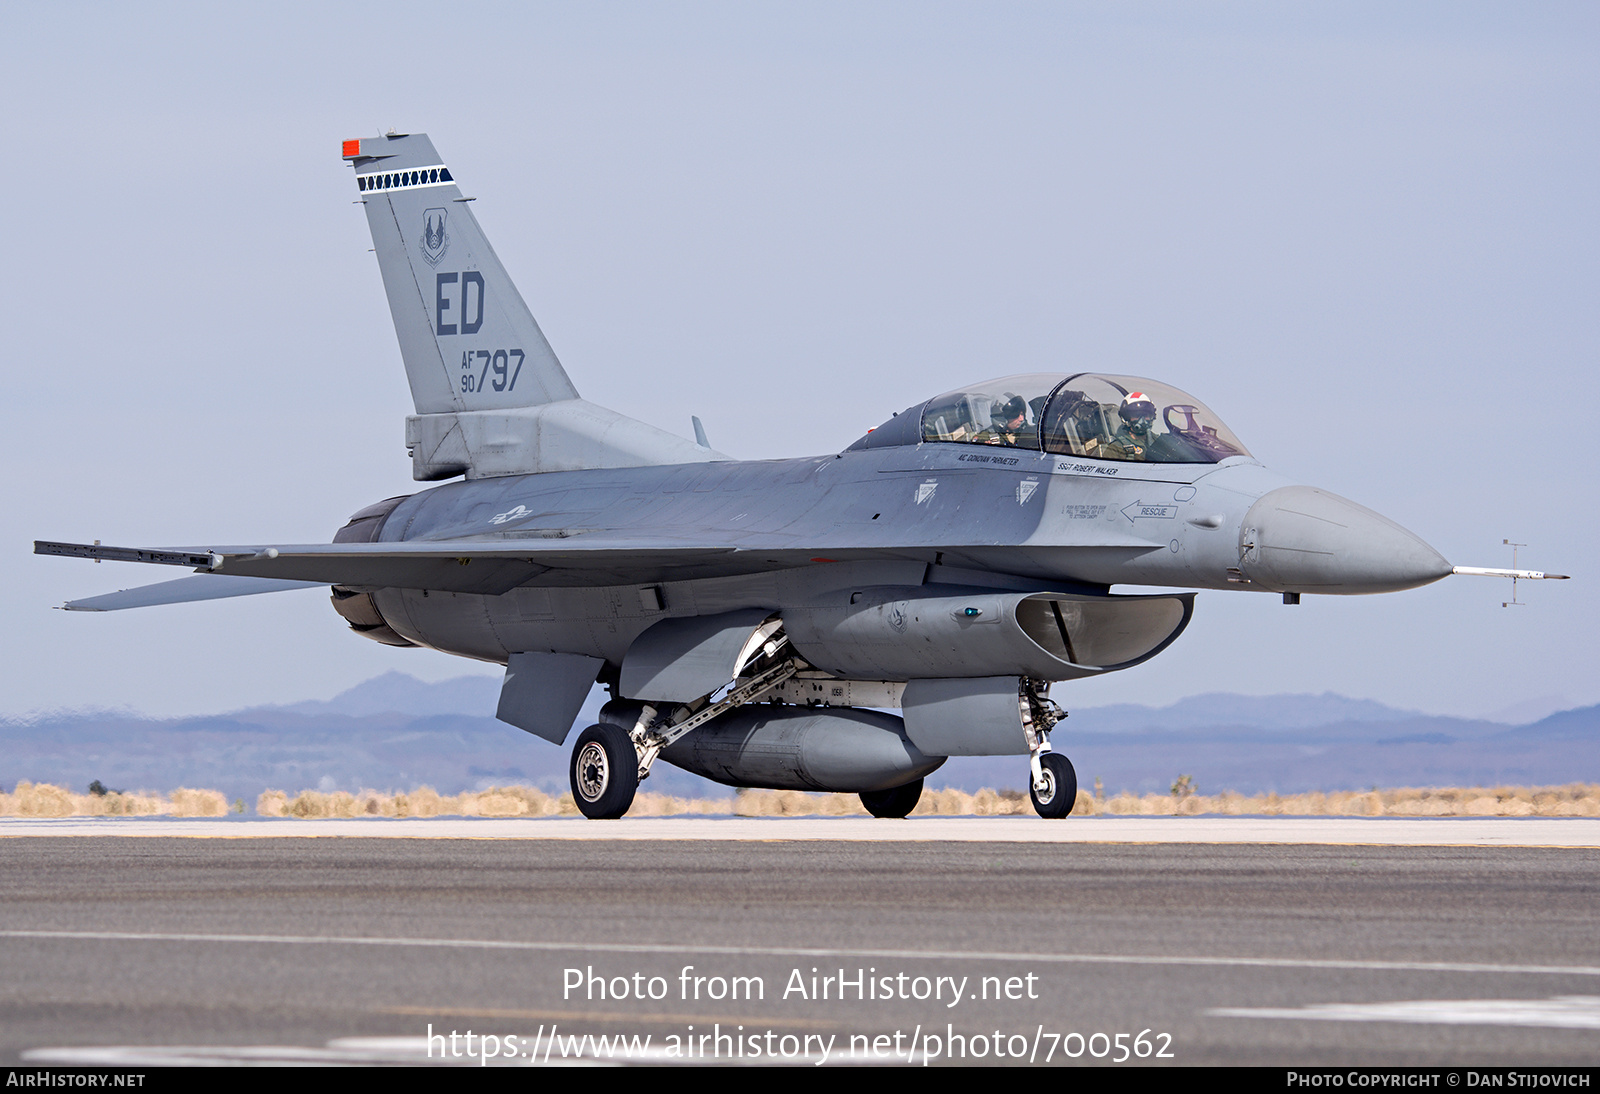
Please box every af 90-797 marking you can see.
[460,349,525,393]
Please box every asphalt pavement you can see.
[0,833,1596,1065]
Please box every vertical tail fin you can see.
[342,133,578,414]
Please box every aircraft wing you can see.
[37,526,1165,597]
[36,538,750,596]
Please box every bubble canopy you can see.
[904,373,1250,464]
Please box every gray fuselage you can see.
[360,440,1436,673]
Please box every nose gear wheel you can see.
[1030,752,1078,818]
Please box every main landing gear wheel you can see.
[859,778,924,819]
[570,723,639,820]
[1030,753,1077,819]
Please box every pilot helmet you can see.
[1119,392,1157,429]
[995,395,1027,425]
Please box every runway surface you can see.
[5,814,1600,845]
[1,834,1597,1066]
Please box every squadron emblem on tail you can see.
[420,207,449,266]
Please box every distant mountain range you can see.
[275,672,507,720]
[5,672,1596,802]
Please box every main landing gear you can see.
[569,723,639,820]
[571,632,799,820]
[859,778,924,819]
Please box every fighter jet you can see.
[35,132,1566,820]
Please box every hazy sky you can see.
[3,2,1594,720]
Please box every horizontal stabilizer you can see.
[62,575,325,612]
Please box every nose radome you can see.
[1239,486,1453,595]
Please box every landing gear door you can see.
[902,676,1031,756]
[619,608,776,702]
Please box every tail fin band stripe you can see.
[356,166,454,193]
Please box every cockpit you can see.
[851,373,1250,464]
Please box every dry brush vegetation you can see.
[0,781,228,817]
[3,781,1596,818]
[1084,784,1600,817]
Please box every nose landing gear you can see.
[1029,752,1078,818]
[1024,679,1077,818]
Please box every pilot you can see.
[1103,391,1159,461]
[975,395,1034,447]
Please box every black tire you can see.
[1030,753,1077,818]
[569,723,639,820]
[860,778,924,819]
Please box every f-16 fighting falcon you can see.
[35,133,1567,820]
